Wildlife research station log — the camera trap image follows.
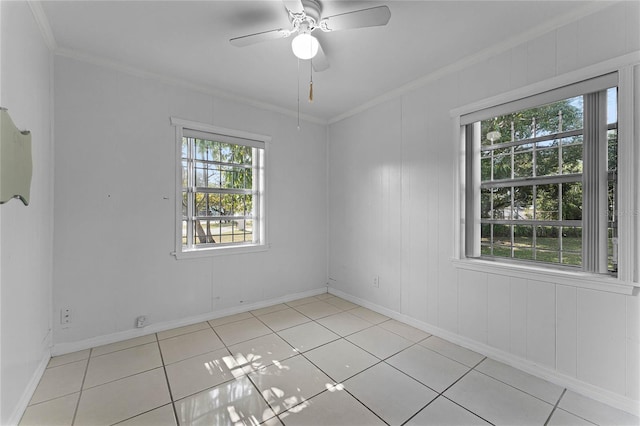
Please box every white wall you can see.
[52,56,327,345]
[0,2,54,423]
[328,1,639,410]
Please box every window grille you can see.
[172,119,267,256]
[463,74,618,274]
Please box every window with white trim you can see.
[173,120,267,256]
[463,73,619,275]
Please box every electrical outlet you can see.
[136,316,147,328]
[60,308,72,325]
[373,276,379,288]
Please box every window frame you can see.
[465,83,614,273]
[451,56,639,294]
[171,118,270,259]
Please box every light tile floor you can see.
[21,294,640,426]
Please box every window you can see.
[463,74,618,275]
[172,119,268,257]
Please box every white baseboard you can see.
[7,348,51,426]
[328,287,640,417]
[51,286,328,356]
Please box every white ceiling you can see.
[40,1,599,122]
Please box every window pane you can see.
[483,96,584,145]
[182,137,189,159]
[220,143,233,162]
[514,142,533,153]
[560,226,582,266]
[182,220,188,246]
[493,155,511,180]
[182,192,188,217]
[481,118,507,146]
[513,151,533,178]
[535,226,559,263]
[481,188,492,219]
[607,129,617,172]
[608,226,618,273]
[536,184,559,220]
[513,186,533,220]
[608,180,617,223]
[472,85,618,273]
[194,162,208,187]
[214,194,253,217]
[536,146,559,176]
[562,142,583,174]
[493,187,511,219]
[481,156,492,181]
[512,116,534,141]
[562,182,582,220]
[493,224,511,258]
[560,96,584,132]
[193,220,220,245]
[608,178,618,273]
[194,139,215,161]
[193,193,221,217]
[182,160,188,187]
[181,131,263,251]
[514,225,534,260]
[215,219,253,243]
[481,223,492,256]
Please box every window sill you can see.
[173,243,269,260]
[451,257,638,295]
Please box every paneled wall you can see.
[0,2,54,423]
[328,1,639,407]
[52,56,328,345]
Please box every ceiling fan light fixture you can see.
[291,32,319,60]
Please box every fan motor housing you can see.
[301,0,322,25]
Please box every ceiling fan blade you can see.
[282,0,304,14]
[230,28,292,47]
[320,5,391,32]
[312,42,329,72]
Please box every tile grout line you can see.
[298,338,384,385]
[398,357,493,426]
[89,335,157,358]
[71,309,449,424]
[70,348,92,426]
[288,320,432,425]
[33,297,609,426]
[52,302,382,421]
[249,306,389,424]
[111,403,176,426]
[341,386,392,426]
[471,362,564,407]
[440,356,487,395]
[543,388,567,426]
[244,372,282,425]
[157,325,212,342]
[61,319,459,426]
[440,396,497,426]
[78,364,168,392]
[252,309,314,334]
[291,317,475,426]
[155,334,181,426]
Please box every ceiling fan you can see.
[230,0,391,72]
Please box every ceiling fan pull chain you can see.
[297,58,301,130]
[309,59,314,103]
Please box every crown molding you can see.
[27,0,327,125]
[328,1,619,125]
[54,47,328,126]
[25,0,619,128]
[27,1,57,52]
